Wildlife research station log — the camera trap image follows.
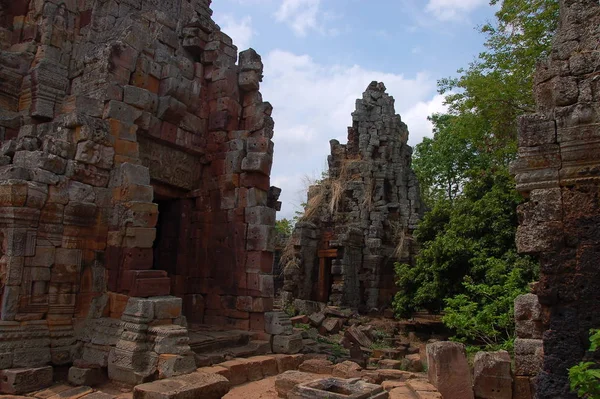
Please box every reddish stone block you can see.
[240,172,270,191]
[129,277,170,297]
[109,292,129,319]
[246,251,274,273]
[122,247,153,271]
[160,122,178,143]
[250,312,265,332]
[120,270,168,292]
[252,297,273,312]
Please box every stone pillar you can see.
[511,1,600,397]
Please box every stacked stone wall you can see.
[282,82,422,311]
[0,0,277,386]
[512,1,600,397]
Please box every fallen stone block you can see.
[272,333,303,354]
[319,317,342,335]
[273,354,305,374]
[290,315,309,326]
[332,360,362,378]
[345,325,373,348]
[298,359,333,375]
[67,366,106,386]
[426,341,474,399]
[133,371,229,399]
[401,354,423,372]
[219,359,250,385]
[382,381,407,391]
[389,385,415,398]
[308,312,325,327]
[0,367,53,394]
[274,371,321,398]
[247,355,278,377]
[473,350,513,399]
[378,359,402,370]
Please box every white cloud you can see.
[274,0,322,37]
[261,50,444,219]
[425,0,487,21]
[214,14,254,50]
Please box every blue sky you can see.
[211,0,498,219]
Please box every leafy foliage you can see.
[569,330,600,399]
[275,218,294,237]
[394,0,558,350]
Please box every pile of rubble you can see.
[281,300,429,374]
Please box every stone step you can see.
[188,329,251,354]
[194,340,271,367]
[133,371,229,399]
[405,379,442,399]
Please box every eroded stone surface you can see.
[426,341,474,399]
[0,0,278,388]
[511,2,600,398]
[281,82,423,310]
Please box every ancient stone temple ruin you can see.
[0,0,278,389]
[281,82,423,311]
[511,0,600,397]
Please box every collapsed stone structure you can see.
[282,82,423,311]
[511,0,600,397]
[0,0,278,389]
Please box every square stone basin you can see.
[288,377,388,399]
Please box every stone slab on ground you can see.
[47,386,94,399]
[273,354,304,374]
[222,376,280,399]
[332,361,362,379]
[274,371,321,398]
[0,367,53,395]
[389,385,416,399]
[288,377,387,399]
[133,371,229,399]
[298,359,333,375]
[68,367,107,386]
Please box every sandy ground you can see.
[222,376,280,399]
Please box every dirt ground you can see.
[222,376,280,399]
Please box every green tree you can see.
[394,0,558,350]
[569,330,600,398]
[275,218,294,237]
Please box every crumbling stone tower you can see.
[0,0,278,388]
[512,0,600,397]
[282,82,423,311]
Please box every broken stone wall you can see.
[0,0,277,387]
[282,82,423,311]
[511,1,600,397]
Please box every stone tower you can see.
[0,0,278,388]
[281,82,423,311]
[511,0,600,397]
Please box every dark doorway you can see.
[153,198,181,276]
